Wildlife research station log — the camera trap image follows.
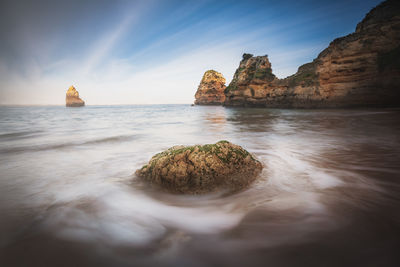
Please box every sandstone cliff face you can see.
[224,0,400,108]
[66,86,85,107]
[194,70,226,105]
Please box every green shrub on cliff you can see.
[286,62,319,87]
[288,72,318,87]
[242,53,253,61]
[224,83,238,93]
[254,68,275,81]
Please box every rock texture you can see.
[66,86,85,107]
[194,70,226,105]
[224,54,280,107]
[136,141,262,194]
[224,0,400,108]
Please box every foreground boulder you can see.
[66,85,85,107]
[194,70,226,105]
[136,141,262,194]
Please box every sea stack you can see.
[136,141,263,194]
[224,54,279,107]
[194,70,226,105]
[66,86,85,107]
[224,0,400,108]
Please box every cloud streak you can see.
[0,0,382,105]
[80,3,147,76]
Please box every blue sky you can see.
[0,0,382,105]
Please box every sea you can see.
[0,105,400,267]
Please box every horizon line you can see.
[0,103,196,107]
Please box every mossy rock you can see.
[135,141,263,194]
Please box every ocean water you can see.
[0,105,400,267]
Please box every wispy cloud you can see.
[0,0,382,105]
[81,8,141,75]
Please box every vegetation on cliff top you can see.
[225,54,276,93]
[285,61,319,88]
[204,69,219,75]
[242,53,253,61]
[254,68,275,81]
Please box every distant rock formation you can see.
[194,70,226,105]
[224,0,400,108]
[224,54,280,106]
[66,86,85,107]
[135,141,262,194]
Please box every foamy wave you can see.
[0,134,139,154]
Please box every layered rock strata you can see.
[194,70,226,105]
[136,141,262,194]
[66,86,85,107]
[224,0,400,108]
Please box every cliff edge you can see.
[224,0,400,108]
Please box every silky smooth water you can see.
[0,105,399,267]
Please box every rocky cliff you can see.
[224,0,400,108]
[194,70,226,105]
[66,85,85,107]
[223,54,282,106]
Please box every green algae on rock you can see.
[135,141,263,194]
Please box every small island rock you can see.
[66,85,85,107]
[136,141,263,194]
[194,70,226,105]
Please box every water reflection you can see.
[1,106,400,266]
[198,106,228,134]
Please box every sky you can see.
[0,0,382,105]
